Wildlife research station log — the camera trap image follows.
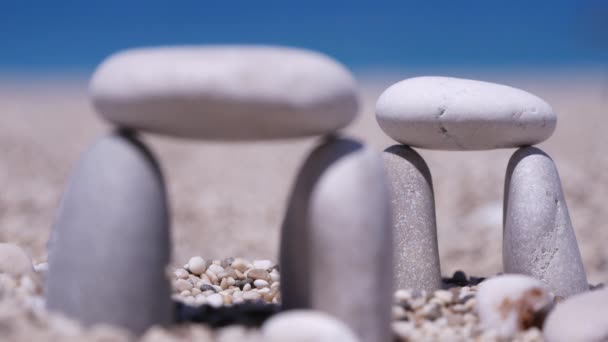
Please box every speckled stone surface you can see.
[280,137,393,342]
[383,145,441,292]
[46,132,172,333]
[90,46,359,140]
[375,76,556,150]
[543,288,608,342]
[503,147,588,297]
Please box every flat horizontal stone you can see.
[90,46,358,140]
[375,76,556,150]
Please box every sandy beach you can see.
[1,71,607,285]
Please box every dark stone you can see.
[200,284,217,293]
[173,301,281,327]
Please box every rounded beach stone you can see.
[375,76,556,150]
[543,288,608,342]
[262,310,359,342]
[476,274,553,339]
[503,147,588,297]
[383,145,441,292]
[280,137,392,342]
[46,132,172,334]
[90,46,358,140]
[0,243,34,276]
[187,256,207,275]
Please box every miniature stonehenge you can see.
[47,45,393,341]
[46,45,590,340]
[376,76,588,297]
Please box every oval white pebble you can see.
[207,293,224,308]
[187,256,207,275]
[253,259,273,270]
[90,46,359,140]
[254,279,270,288]
[375,76,556,150]
[174,279,193,292]
[476,274,552,339]
[262,310,360,342]
[543,288,608,342]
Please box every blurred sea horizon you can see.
[2,1,607,77]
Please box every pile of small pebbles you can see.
[391,272,544,342]
[172,257,281,307]
[2,245,605,342]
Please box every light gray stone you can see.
[375,76,556,150]
[90,46,358,140]
[280,137,392,342]
[0,243,34,276]
[503,147,588,297]
[543,288,608,342]
[476,274,553,339]
[383,145,441,292]
[46,131,172,334]
[262,310,360,342]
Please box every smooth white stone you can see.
[187,256,207,275]
[254,279,270,288]
[543,288,608,342]
[91,46,359,140]
[0,243,34,276]
[376,76,556,150]
[262,310,360,342]
[476,275,553,339]
[253,259,273,270]
[207,293,224,308]
[207,264,224,275]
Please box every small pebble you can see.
[246,269,270,281]
[174,279,193,292]
[187,256,207,275]
[253,260,273,270]
[254,279,269,288]
[207,264,224,275]
[207,293,224,308]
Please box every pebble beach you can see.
[1,71,607,341]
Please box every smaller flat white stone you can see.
[543,288,608,342]
[476,275,552,339]
[262,310,360,342]
[375,76,556,150]
[90,46,358,140]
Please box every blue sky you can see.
[1,1,607,74]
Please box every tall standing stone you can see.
[383,145,441,292]
[503,147,587,297]
[47,131,172,334]
[280,137,393,342]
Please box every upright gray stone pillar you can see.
[383,145,442,292]
[503,147,588,297]
[280,137,393,342]
[47,131,172,334]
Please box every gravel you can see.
[5,256,595,341]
